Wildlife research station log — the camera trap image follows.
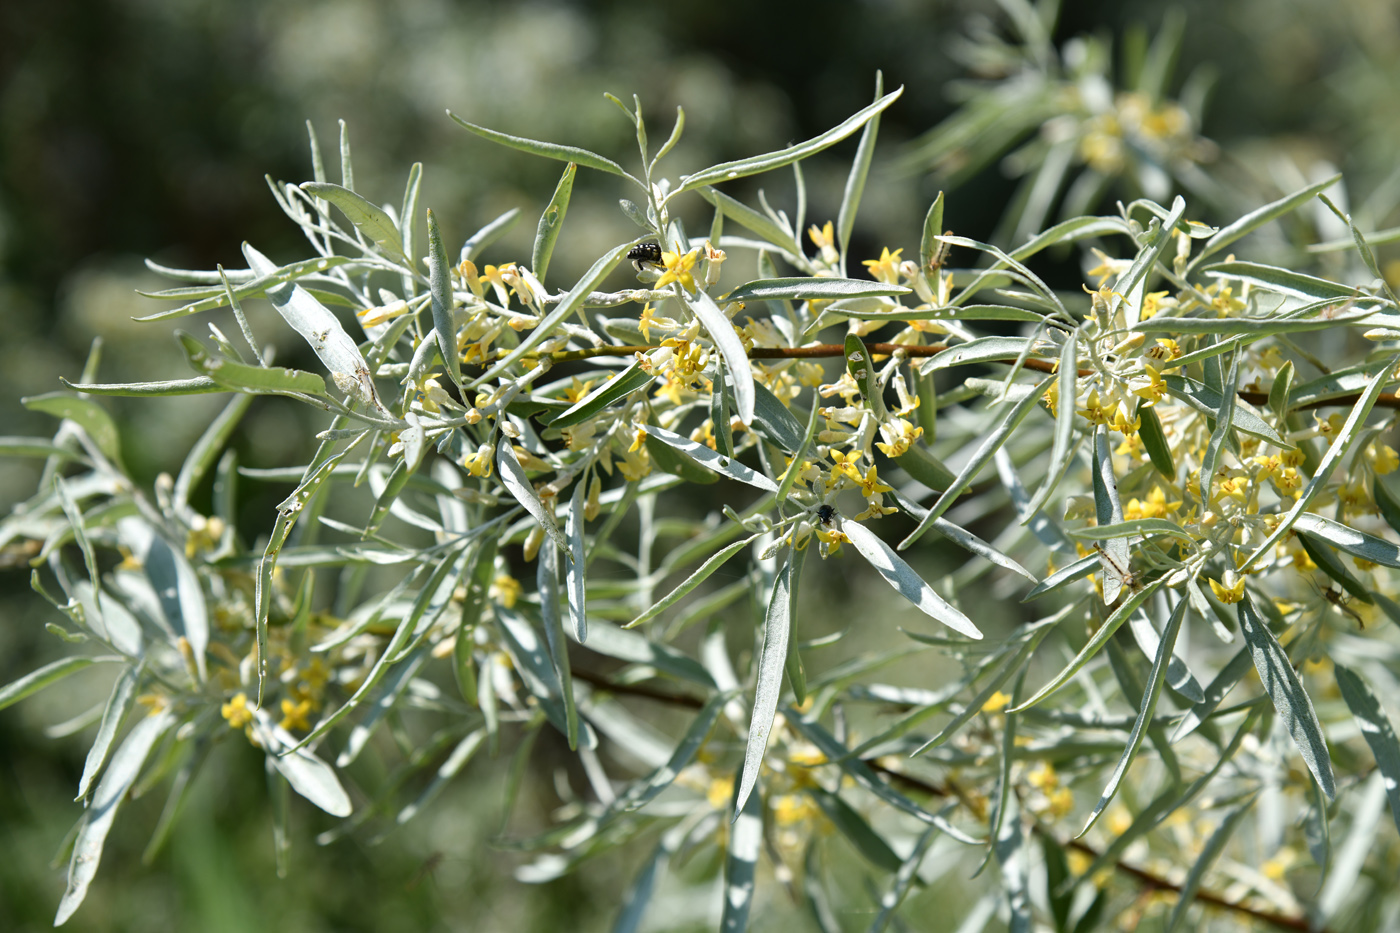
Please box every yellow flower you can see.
[855,465,894,498]
[222,692,253,729]
[772,793,819,827]
[491,574,521,609]
[861,247,904,285]
[875,417,923,458]
[561,377,596,404]
[1373,443,1399,475]
[1042,380,1060,416]
[1139,290,1173,320]
[981,691,1011,713]
[707,775,734,810]
[656,248,700,294]
[279,697,313,732]
[628,424,648,453]
[1210,284,1246,317]
[1085,248,1129,288]
[1027,762,1058,790]
[809,221,835,249]
[1131,364,1168,405]
[1209,575,1245,604]
[829,448,863,481]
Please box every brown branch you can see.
[519,343,1396,410]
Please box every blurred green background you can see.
[2,1,1397,930]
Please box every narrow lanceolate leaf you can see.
[253,714,353,817]
[1138,405,1176,480]
[869,824,939,932]
[697,186,804,259]
[565,480,588,643]
[993,790,1031,933]
[919,191,946,272]
[1163,794,1258,933]
[448,112,634,181]
[1297,531,1374,604]
[1009,579,1164,712]
[426,208,462,389]
[1198,349,1239,499]
[720,773,764,933]
[22,392,123,467]
[550,361,654,428]
[55,710,175,926]
[538,538,579,750]
[1162,375,1287,447]
[843,520,981,639]
[1026,334,1079,516]
[677,87,903,194]
[1192,173,1340,269]
[1170,647,1252,743]
[735,552,795,815]
[58,376,224,397]
[1081,596,1188,836]
[173,393,253,512]
[0,656,107,711]
[836,72,882,270]
[300,182,406,259]
[900,376,1052,550]
[1242,360,1396,571]
[626,533,760,629]
[1334,664,1400,835]
[684,287,755,424]
[125,520,209,682]
[1112,196,1186,304]
[76,664,140,801]
[497,443,570,556]
[243,243,389,415]
[532,162,576,283]
[721,277,909,303]
[642,423,777,491]
[845,334,882,417]
[454,536,498,704]
[1239,594,1335,797]
[178,333,328,396]
[461,207,522,262]
[1293,511,1400,568]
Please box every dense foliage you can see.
[6,7,1400,932]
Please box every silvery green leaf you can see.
[1026,334,1079,516]
[683,286,755,425]
[396,728,488,827]
[1021,553,1098,601]
[1200,260,1359,303]
[135,255,359,322]
[0,656,109,711]
[720,774,763,933]
[1081,597,1188,835]
[807,786,902,872]
[642,423,777,491]
[538,540,579,749]
[565,480,588,643]
[1199,349,1239,498]
[1162,374,1287,448]
[173,393,253,513]
[843,519,981,639]
[119,517,208,682]
[1010,579,1164,712]
[532,162,576,284]
[550,361,654,428]
[21,392,123,468]
[495,605,574,741]
[1135,308,1371,334]
[300,181,406,259]
[697,187,804,260]
[895,497,1035,583]
[469,240,634,389]
[54,477,101,612]
[448,112,635,181]
[178,333,328,397]
[749,381,807,455]
[1093,428,1131,605]
[918,191,945,273]
[736,551,794,815]
[992,789,1030,933]
[1316,770,1386,925]
[60,376,223,397]
[253,713,352,817]
[1239,594,1335,797]
[55,710,173,925]
[608,692,727,818]
[1334,664,1400,835]
[1192,173,1340,268]
[677,87,903,194]
[1111,196,1186,304]
[868,823,938,932]
[1162,793,1257,933]
[836,72,882,271]
[1243,361,1395,571]
[426,208,462,389]
[785,709,980,844]
[1297,531,1374,604]
[1129,605,1203,702]
[338,646,428,767]
[1293,512,1400,568]
[0,436,90,461]
[243,244,389,415]
[628,533,760,629]
[76,664,139,801]
[1170,647,1251,742]
[585,619,716,688]
[460,207,522,262]
[923,337,1040,372]
[900,376,1051,550]
[496,442,570,556]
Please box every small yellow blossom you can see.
[1209,575,1245,604]
[656,248,700,294]
[855,465,894,498]
[280,697,313,732]
[491,574,521,609]
[707,775,734,810]
[861,247,904,285]
[1131,364,1168,405]
[829,448,863,481]
[1139,290,1173,320]
[875,417,923,458]
[222,692,253,729]
[773,793,820,827]
[1373,444,1399,475]
[560,377,596,404]
[982,691,1011,713]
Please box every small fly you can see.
[628,242,664,273]
[815,504,838,527]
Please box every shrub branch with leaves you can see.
[6,29,1400,933]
